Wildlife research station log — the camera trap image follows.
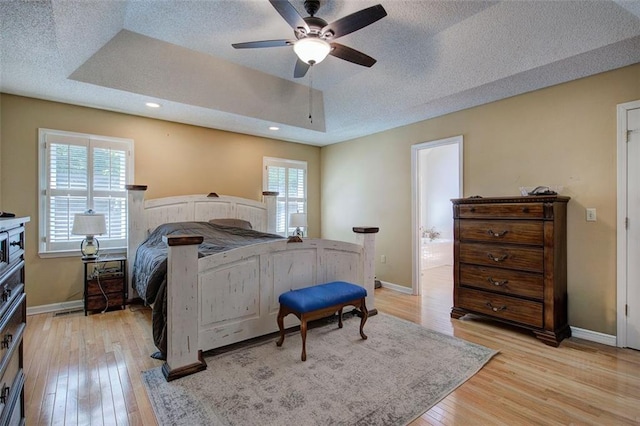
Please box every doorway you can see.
[617,100,640,350]
[411,136,463,296]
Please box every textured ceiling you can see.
[1,0,639,146]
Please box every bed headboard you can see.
[125,185,278,296]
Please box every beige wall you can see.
[0,94,320,308]
[321,63,640,335]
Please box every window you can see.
[263,157,307,236]
[38,129,133,256]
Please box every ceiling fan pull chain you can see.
[308,65,313,123]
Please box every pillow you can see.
[209,218,253,230]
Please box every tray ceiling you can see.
[1,0,639,146]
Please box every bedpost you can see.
[353,227,380,315]
[162,235,207,381]
[262,191,279,234]
[126,184,148,301]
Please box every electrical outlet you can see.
[381,254,386,263]
[586,208,597,222]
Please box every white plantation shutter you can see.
[39,129,133,254]
[263,158,307,236]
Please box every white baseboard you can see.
[570,326,617,346]
[27,300,84,316]
[379,281,413,294]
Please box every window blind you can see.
[264,158,307,236]
[39,129,133,254]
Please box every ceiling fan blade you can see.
[232,40,293,49]
[321,4,387,39]
[294,58,310,78]
[269,0,310,33]
[330,43,376,67]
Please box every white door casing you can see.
[411,136,463,296]
[617,100,640,350]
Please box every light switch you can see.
[586,208,597,222]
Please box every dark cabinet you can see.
[451,196,570,346]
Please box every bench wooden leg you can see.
[300,316,308,361]
[276,306,286,347]
[359,298,368,340]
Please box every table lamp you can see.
[72,210,107,259]
[290,212,307,238]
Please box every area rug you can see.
[142,313,498,426]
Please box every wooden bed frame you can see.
[126,185,378,381]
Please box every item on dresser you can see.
[83,256,127,315]
[0,217,29,424]
[126,188,379,381]
[450,196,570,346]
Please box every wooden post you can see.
[353,227,379,315]
[161,234,207,381]
[262,191,279,234]
[126,184,147,301]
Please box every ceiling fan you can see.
[232,0,387,78]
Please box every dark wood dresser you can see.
[450,196,570,346]
[0,217,28,424]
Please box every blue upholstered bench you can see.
[276,281,368,361]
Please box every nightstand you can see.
[83,256,127,315]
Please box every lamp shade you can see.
[290,213,307,228]
[293,38,331,65]
[72,212,106,236]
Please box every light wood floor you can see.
[24,266,640,425]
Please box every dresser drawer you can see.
[459,264,544,300]
[459,242,543,273]
[457,287,543,328]
[86,293,124,312]
[0,294,25,377]
[458,203,543,219]
[0,345,21,421]
[460,220,543,245]
[87,278,124,296]
[0,234,7,275]
[0,275,24,325]
[2,369,23,426]
[6,227,24,265]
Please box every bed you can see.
[126,186,379,381]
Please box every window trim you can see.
[38,128,134,257]
[263,157,307,237]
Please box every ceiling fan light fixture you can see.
[293,37,331,65]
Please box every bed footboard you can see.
[162,228,378,381]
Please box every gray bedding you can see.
[132,221,284,357]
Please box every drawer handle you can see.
[486,302,507,312]
[487,253,508,262]
[1,289,10,302]
[522,207,529,213]
[487,277,509,287]
[469,207,476,212]
[0,385,9,404]
[1,334,12,349]
[487,229,508,238]
[9,241,21,247]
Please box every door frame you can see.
[411,135,463,295]
[616,99,640,347]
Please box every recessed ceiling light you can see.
[269,126,279,131]
[145,102,161,108]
